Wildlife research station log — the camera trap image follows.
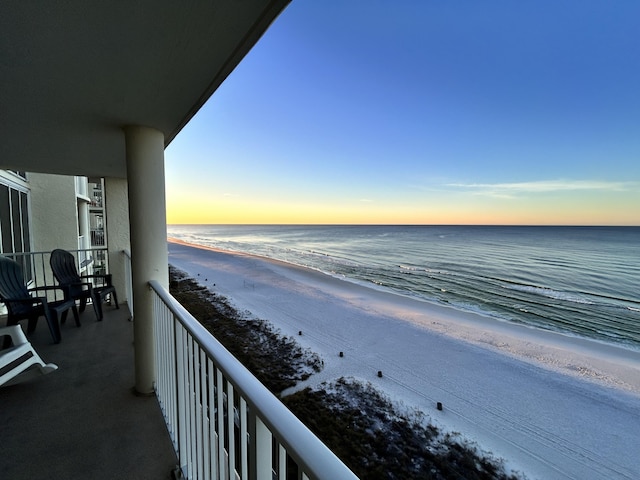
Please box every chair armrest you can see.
[28,285,66,294]
[0,325,28,347]
[39,282,92,291]
[2,296,46,305]
[28,284,83,298]
[81,273,113,286]
[64,281,93,288]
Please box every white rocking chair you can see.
[0,325,58,387]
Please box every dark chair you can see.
[0,256,79,344]
[49,249,119,321]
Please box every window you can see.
[0,181,32,279]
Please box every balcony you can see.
[90,186,104,209]
[1,250,357,480]
[1,303,178,479]
[1,4,343,478]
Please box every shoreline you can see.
[168,237,640,394]
[167,238,640,479]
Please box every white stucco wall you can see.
[28,173,79,252]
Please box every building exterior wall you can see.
[28,173,79,252]
[2,171,131,307]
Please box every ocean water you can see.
[167,225,640,349]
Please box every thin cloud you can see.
[446,180,635,198]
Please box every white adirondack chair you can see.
[0,325,58,387]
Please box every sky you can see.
[165,1,640,226]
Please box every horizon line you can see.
[166,223,639,228]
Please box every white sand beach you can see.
[168,239,640,480]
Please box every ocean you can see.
[167,225,640,350]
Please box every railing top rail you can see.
[149,279,358,480]
[4,247,107,257]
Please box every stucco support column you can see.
[104,177,130,307]
[124,125,169,395]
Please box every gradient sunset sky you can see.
[165,1,639,225]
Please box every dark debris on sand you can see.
[168,266,523,480]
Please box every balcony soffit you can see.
[0,1,290,179]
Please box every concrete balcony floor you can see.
[1,303,178,480]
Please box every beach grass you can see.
[169,266,521,480]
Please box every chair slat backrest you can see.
[0,257,34,315]
[50,249,82,285]
[0,256,31,299]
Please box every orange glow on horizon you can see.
[166,196,639,226]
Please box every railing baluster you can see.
[207,358,217,480]
[194,342,203,480]
[227,384,235,479]
[278,443,287,479]
[188,336,197,479]
[254,417,272,480]
[200,349,210,480]
[216,369,225,480]
[239,398,248,480]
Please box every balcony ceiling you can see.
[0,1,290,178]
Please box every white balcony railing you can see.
[90,229,106,247]
[3,248,107,296]
[90,187,104,208]
[151,281,358,480]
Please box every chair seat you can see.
[49,298,77,311]
[48,297,81,329]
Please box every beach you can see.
[168,239,640,479]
